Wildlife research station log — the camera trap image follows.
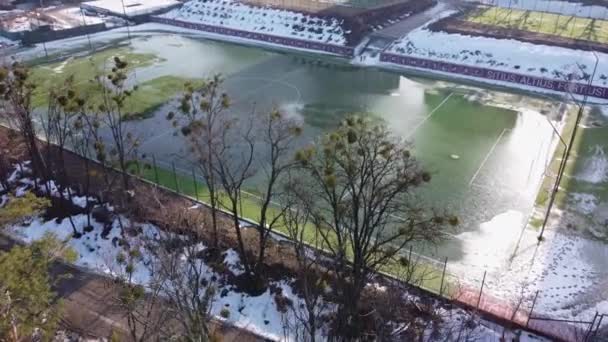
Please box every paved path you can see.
[369,1,453,39]
[0,235,266,341]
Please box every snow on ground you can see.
[569,193,599,216]
[575,145,608,184]
[81,0,181,17]
[0,6,104,34]
[160,0,348,45]
[0,163,550,341]
[461,217,608,324]
[49,7,105,28]
[1,14,35,32]
[18,177,95,209]
[383,14,608,91]
[0,36,17,49]
[223,248,246,276]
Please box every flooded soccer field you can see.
[28,32,564,277]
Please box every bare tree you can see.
[253,109,302,274]
[92,56,140,192]
[0,61,48,182]
[69,100,100,230]
[122,186,218,341]
[110,240,168,342]
[280,178,332,342]
[169,75,230,251]
[39,76,87,237]
[293,116,456,338]
[171,76,260,282]
[146,202,217,341]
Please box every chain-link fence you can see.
[133,152,606,342]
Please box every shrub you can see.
[0,192,50,227]
[220,308,230,319]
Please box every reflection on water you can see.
[128,34,273,83]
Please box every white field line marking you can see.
[406,92,454,139]
[468,128,508,187]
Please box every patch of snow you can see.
[14,185,28,197]
[53,7,105,27]
[381,13,608,101]
[8,214,156,285]
[223,248,245,276]
[575,145,608,183]
[81,0,181,17]
[388,27,607,86]
[477,226,608,323]
[3,15,34,32]
[160,0,348,46]
[570,193,598,215]
[0,35,15,48]
[17,177,95,208]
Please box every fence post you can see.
[152,154,159,185]
[192,168,198,199]
[476,271,486,310]
[584,312,599,342]
[239,192,244,218]
[526,290,540,328]
[591,314,605,339]
[408,245,413,263]
[439,256,448,296]
[172,161,180,193]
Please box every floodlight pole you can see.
[80,7,93,51]
[120,0,132,43]
[538,51,599,243]
[32,0,49,58]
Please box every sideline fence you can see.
[136,153,606,342]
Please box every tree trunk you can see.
[231,195,251,276]
[208,187,219,251]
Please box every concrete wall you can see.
[0,29,21,41]
[21,22,107,44]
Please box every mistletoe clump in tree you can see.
[293,116,458,339]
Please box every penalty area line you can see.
[468,128,507,187]
[406,92,454,139]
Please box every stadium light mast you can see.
[538,51,599,243]
[34,3,48,58]
[79,7,93,51]
[120,0,132,43]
